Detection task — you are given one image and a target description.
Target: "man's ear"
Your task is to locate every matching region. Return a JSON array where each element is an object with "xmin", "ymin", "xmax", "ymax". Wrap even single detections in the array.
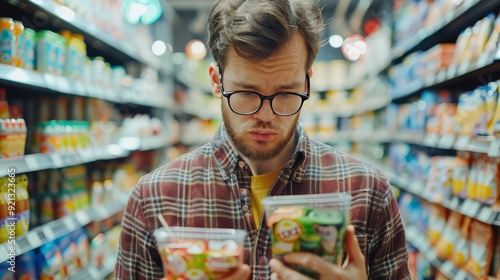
[
  {"xmin": 209, "ymin": 63, "xmax": 222, "ymax": 99},
  {"xmin": 308, "ymin": 67, "xmax": 313, "ymax": 78}
]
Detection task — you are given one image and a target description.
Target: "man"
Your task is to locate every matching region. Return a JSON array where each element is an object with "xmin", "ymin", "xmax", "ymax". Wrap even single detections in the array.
[{"xmin": 115, "ymin": 0, "xmax": 410, "ymax": 279}]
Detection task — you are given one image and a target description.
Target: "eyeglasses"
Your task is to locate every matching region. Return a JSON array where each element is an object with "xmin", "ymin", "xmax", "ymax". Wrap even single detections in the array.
[{"xmin": 218, "ymin": 70, "xmax": 310, "ymax": 116}]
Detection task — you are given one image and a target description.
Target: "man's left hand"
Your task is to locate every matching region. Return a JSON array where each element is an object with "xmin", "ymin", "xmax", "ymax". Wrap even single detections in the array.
[{"xmin": 269, "ymin": 225, "xmax": 367, "ymax": 280}]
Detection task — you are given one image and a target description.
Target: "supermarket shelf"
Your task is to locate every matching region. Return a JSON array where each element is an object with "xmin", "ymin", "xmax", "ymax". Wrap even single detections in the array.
[
  {"xmin": 373, "ymin": 160, "xmax": 500, "ymax": 226},
  {"xmin": 0, "ymin": 64, "xmax": 170, "ymax": 109},
  {"xmin": 322, "ymin": 130, "xmax": 500, "ymax": 156},
  {"xmin": 7, "ymin": 0, "xmax": 160, "ymax": 69},
  {"xmin": 0, "ymin": 195, "xmax": 128, "ymax": 263},
  {"xmin": 70, "ymin": 256, "xmax": 116, "ymax": 280},
  {"xmin": 118, "ymin": 135, "xmax": 173, "ymax": 151},
  {"xmin": 0, "ymin": 136, "xmax": 171, "ymax": 176},
  {"xmin": 0, "ymin": 146, "xmax": 128, "ymax": 177},
  {"xmin": 391, "ymin": 0, "xmax": 500, "ymax": 63},
  {"xmin": 391, "ymin": 48, "xmax": 500, "ymax": 101},
  {"xmin": 405, "ymin": 226, "xmax": 476, "ymax": 280}
]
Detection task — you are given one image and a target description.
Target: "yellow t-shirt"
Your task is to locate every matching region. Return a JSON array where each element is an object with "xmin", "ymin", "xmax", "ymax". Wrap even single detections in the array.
[{"xmin": 250, "ymin": 168, "xmax": 282, "ymax": 228}]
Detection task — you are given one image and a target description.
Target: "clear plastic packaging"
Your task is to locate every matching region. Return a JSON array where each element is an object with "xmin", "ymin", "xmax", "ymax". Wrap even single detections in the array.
[
  {"xmin": 153, "ymin": 226, "xmax": 246, "ymax": 280},
  {"xmin": 262, "ymin": 192, "xmax": 351, "ymax": 277}
]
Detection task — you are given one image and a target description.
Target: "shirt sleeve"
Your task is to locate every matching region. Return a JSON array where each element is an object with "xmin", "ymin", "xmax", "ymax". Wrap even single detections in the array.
[
  {"xmin": 114, "ymin": 183, "xmax": 164, "ymax": 279},
  {"xmin": 368, "ymin": 177, "xmax": 411, "ymax": 280}
]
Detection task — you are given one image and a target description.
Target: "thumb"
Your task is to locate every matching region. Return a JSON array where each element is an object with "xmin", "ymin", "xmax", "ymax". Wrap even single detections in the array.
[{"xmin": 346, "ymin": 225, "xmax": 365, "ymax": 267}]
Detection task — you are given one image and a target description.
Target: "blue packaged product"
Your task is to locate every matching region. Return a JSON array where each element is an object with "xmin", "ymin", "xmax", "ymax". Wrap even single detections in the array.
[{"xmin": 16, "ymin": 250, "xmax": 38, "ymax": 280}]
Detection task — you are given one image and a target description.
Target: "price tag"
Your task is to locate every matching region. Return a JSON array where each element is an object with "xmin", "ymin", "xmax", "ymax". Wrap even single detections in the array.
[
  {"xmin": 24, "ymin": 155, "xmax": 38, "ymax": 171},
  {"xmin": 63, "ymin": 217, "xmax": 77, "ymax": 231},
  {"xmin": 75, "ymin": 209, "xmax": 91, "ymax": 225},
  {"xmin": 440, "ymin": 261, "xmax": 455, "ymax": 276},
  {"xmin": 42, "ymin": 226, "xmax": 54, "ymax": 241},
  {"xmin": 438, "ymin": 135, "xmax": 455, "ymax": 149},
  {"xmin": 424, "ymin": 74, "xmax": 435, "ymax": 86},
  {"xmin": 457, "ymin": 61, "xmax": 470, "ymax": 76},
  {"xmin": 436, "ymin": 70, "xmax": 447, "ymax": 83},
  {"xmin": 463, "ymin": 199, "xmax": 481, "ymax": 217},
  {"xmin": 423, "ymin": 134, "xmax": 439, "ymax": 147},
  {"xmin": 454, "ymin": 135, "xmax": 470, "ymax": 150},
  {"xmin": 447, "ymin": 65, "xmax": 458, "ymax": 80},
  {"xmin": 73, "ymin": 81, "xmax": 87, "ymax": 96},
  {"xmin": 454, "ymin": 269, "xmax": 467, "ymax": 280},
  {"xmin": 43, "ymin": 73, "xmax": 57, "ymax": 91},
  {"xmin": 478, "ymin": 207, "xmax": 492, "ymax": 223},
  {"xmin": 449, "ymin": 196, "xmax": 460, "ymax": 209},
  {"xmin": 54, "ymin": 76, "xmax": 71, "ymax": 93},
  {"xmin": 488, "ymin": 139, "xmax": 500, "ymax": 157},
  {"xmin": 426, "ymin": 248, "xmax": 437, "ymax": 261},
  {"xmin": 50, "ymin": 154, "xmax": 64, "ymax": 168},
  {"xmin": 26, "ymin": 231, "xmax": 42, "ymax": 249}
]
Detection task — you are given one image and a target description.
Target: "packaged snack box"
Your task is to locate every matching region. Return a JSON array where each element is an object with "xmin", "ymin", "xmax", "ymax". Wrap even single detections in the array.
[
  {"xmin": 153, "ymin": 226, "xmax": 246, "ymax": 280},
  {"xmin": 262, "ymin": 193, "xmax": 351, "ymax": 277}
]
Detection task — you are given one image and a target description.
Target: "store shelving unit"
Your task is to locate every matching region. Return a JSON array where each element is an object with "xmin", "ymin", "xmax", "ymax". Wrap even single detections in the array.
[
  {"xmin": 391, "ymin": 0, "xmax": 500, "ymax": 64},
  {"xmin": 391, "ymin": 47, "xmax": 500, "ymax": 101},
  {"xmin": 405, "ymin": 226, "xmax": 477, "ymax": 280},
  {"xmin": 0, "ymin": 0, "xmax": 174, "ymax": 278},
  {"xmin": 0, "ymin": 134, "xmax": 171, "ymax": 177},
  {"xmin": 0, "ymin": 193, "xmax": 129, "ymax": 264},
  {"xmin": 7, "ymin": 0, "xmax": 161, "ymax": 68}
]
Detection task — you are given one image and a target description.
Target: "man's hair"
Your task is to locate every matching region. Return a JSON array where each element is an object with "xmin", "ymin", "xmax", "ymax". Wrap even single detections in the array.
[{"xmin": 207, "ymin": 0, "xmax": 324, "ymax": 70}]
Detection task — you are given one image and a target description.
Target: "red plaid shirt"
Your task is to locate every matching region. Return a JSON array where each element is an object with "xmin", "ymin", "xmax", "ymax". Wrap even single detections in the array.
[{"xmin": 114, "ymin": 124, "xmax": 410, "ymax": 279}]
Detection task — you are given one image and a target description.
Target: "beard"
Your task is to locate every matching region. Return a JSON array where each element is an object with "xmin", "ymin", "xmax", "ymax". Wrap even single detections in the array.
[{"xmin": 222, "ymin": 104, "xmax": 298, "ymax": 161}]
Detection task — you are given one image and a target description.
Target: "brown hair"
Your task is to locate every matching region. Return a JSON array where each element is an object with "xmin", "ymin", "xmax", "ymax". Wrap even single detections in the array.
[{"xmin": 207, "ymin": 0, "xmax": 324, "ymax": 70}]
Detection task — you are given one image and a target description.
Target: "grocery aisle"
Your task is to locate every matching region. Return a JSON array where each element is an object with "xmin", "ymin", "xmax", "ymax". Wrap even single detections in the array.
[
  {"xmin": 0, "ymin": 0, "xmax": 499, "ymax": 279},
  {"xmin": 0, "ymin": 0, "xmax": 176, "ymax": 279}
]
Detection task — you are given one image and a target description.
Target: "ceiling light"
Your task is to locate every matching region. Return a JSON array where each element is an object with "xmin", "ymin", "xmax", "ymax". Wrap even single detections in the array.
[{"xmin": 329, "ymin": 35, "xmax": 344, "ymax": 48}]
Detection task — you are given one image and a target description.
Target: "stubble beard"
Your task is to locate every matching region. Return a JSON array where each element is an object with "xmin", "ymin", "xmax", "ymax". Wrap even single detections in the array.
[{"xmin": 222, "ymin": 105, "xmax": 298, "ymax": 161}]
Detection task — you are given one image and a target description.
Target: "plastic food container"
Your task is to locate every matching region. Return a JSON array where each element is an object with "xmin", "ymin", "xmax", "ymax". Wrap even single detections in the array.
[
  {"xmin": 153, "ymin": 226, "xmax": 247, "ymax": 280},
  {"xmin": 262, "ymin": 193, "xmax": 351, "ymax": 277}
]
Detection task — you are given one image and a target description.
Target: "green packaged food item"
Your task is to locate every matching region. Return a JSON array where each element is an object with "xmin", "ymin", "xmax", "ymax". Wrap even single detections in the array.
[{"xmin": 262, "ymin": 193, "xmax": 351, "ymax": 278}]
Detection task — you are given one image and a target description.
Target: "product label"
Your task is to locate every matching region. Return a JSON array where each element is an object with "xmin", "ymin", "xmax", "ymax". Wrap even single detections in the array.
[{"xmin": 0, "ymin": 29, "xmax": 14, "ymax": 64}]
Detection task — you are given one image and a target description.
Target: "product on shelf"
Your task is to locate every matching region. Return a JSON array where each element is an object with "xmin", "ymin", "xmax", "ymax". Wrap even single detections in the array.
[
  {"xmin": 0, "ymin": 118, "xmax": 27, "ymax": 158},
  {"xmin": 427, "ymin": 204, "xmax": 447, "ymax": 246},
  {"xmin": 435, "ymin": 211, "xmax": 463, "ymax": 259},
  {"xmin": 37, "ymin": 241, "xmax": 66, "ymax": 279},
  {"xmin": 16, "ymin": 250, "xmax": 38, "ymax": 279},
  {"xmin": 12, "ymin": 20, "xmax": 23, "ymax": 68},
  {"xmin": 464, "ymin": 220, "xmax": 494, "ymax": 279},
  {"xmin": 0, "ymin": 89, "xmax": 8, "ymax": 119},
  {"xmin": 0, "ymin": 17, "xmax": 15, "ymax": 65},
  {"xmin": 451, "ymin": 216, "xmax": 471, "ymax": 267},
  {"xmin": 21, "ymin": 27, "xmax": 35, "ymax": 70}
]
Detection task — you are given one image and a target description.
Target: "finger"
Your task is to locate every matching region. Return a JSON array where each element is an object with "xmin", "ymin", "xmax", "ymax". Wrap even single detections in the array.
[
  {"xmin": 270, "ymin": 258, "xmax": 312, "ymax": 280},
  {"xmin": 283, "ymin": 252, "xmax": 342, "ymax": 276},
  {"xmin": 346, "ymin": 225, "xmax": 365, "ymax": 267},
  {"xmin": 270, "ymin": 272, "xmax": 278, "ymax": 280},
  {"xmin": 224, "ymin": 264, "xmax": 251, "ymax": 280}
]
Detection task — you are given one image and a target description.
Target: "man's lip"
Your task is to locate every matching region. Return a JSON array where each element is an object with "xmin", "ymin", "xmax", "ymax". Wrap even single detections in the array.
[{"xmin": 249, "ymin": 130, "xmax": 276, "ymax": 135}]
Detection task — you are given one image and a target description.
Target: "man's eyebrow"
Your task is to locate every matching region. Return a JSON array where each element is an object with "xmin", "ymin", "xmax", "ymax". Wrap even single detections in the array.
[{"xmin": 232, "ymin": 80, "xmax": 303, "ymax": 90}]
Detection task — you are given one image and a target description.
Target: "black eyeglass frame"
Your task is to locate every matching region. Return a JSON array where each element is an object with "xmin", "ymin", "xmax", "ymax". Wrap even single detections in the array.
[{"xmin": 218, "ymin": 68, "xmax": 310, "ymax": 116}]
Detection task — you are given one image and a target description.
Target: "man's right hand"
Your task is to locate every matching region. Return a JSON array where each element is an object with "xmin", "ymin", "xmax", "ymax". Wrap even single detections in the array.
[{"xmin": 223, "ymin": 264, "xmax": 251, "ymax": 280}]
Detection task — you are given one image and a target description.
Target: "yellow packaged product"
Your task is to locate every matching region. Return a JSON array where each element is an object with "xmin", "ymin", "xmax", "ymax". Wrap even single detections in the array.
[
  {"xmin": 12, "ymin": 20, "xmax": 23, "ymax": 67},
  {"xmin": 464, "ymin": 220, "xmax": 493, "ymax": 279},
  {"xmin": 0, "ymin": 18, "xmax": 14, "ymax": 65},
  {"xmin": 484, "ymin": 13, "xmax": 500, "ymax": 53},
  {"xmin": 452, "ymin": 151, "xmax": 470, "ymax": 199},
  {"xmin": 427, "ymin": 204, "xmax": 447, "ymax": 246},
  {"xmin": 0, "ymin": 178, "xmax": 9, "ymax": 243},
  {"xmin": 477, "ymin": 157, "xmax": 499, "ymax": 206},
  {"xmin": 15, "ymin": 174, "xmax": 29, "ymax": 236},
  {"xmin": 451, "ymin": 27, "xmax": 472, "ymax": 65},
  {"xmin": 436, "ymin": 211, "xmax": 463, "ymax": 260},
  {"xmin": 466, "ymin": 154, "xmax": 482, "ymax": 201},
  {"xmin": 451, "ymin": 216, "xmax": 471, "ymax": 267}
]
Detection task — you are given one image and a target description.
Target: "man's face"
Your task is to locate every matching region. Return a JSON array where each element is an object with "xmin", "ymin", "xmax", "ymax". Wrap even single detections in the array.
[{"xmin": 216, "ymin": 33, "xmax": 310, "ymax": 161}]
